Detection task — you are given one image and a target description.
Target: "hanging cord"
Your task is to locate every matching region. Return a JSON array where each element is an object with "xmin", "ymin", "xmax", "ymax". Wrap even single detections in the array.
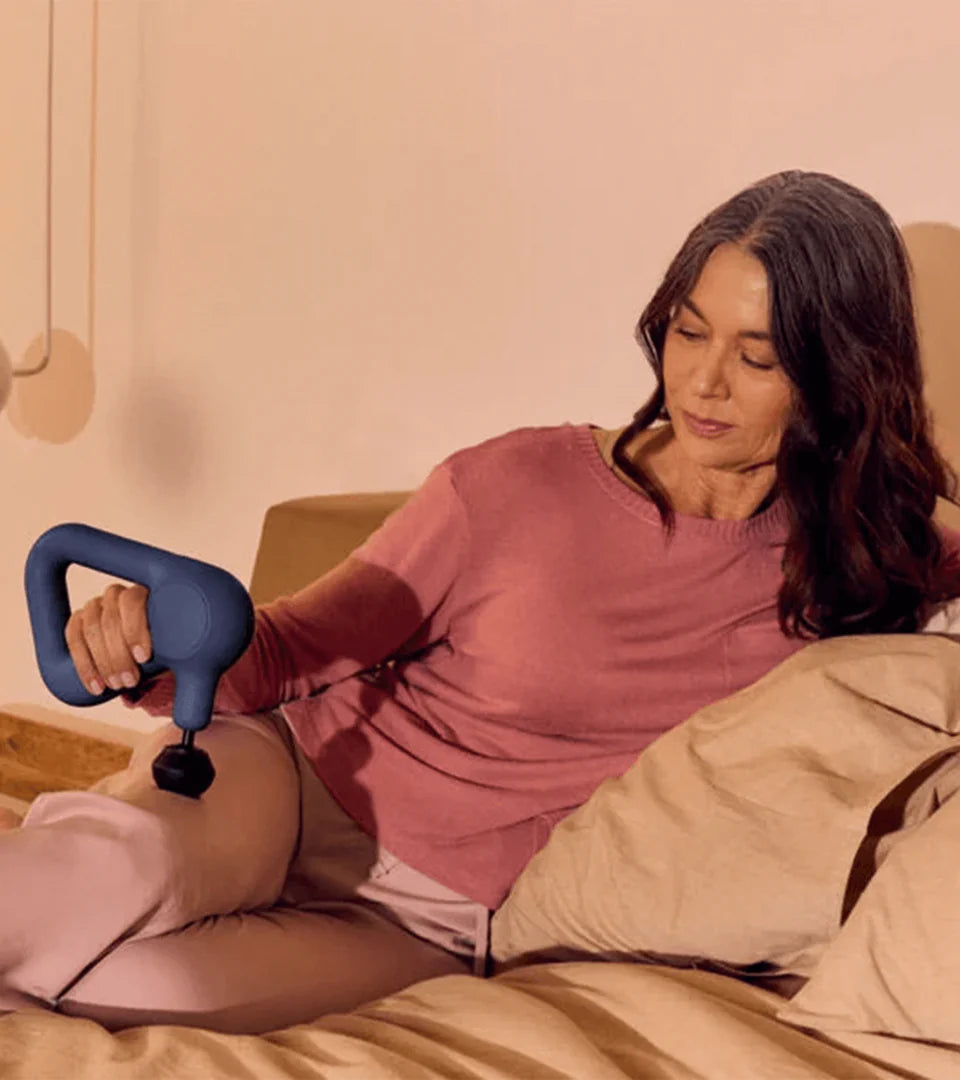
[{"xmin": 14, "ymin": 0, "xmax": 54, "ymax": 378}]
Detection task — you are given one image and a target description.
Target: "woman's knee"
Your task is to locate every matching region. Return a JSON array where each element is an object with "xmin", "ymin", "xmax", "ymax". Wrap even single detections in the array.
[{"xmin": 4, "ymin": 793, "xmax": 182, "ymax": 999}]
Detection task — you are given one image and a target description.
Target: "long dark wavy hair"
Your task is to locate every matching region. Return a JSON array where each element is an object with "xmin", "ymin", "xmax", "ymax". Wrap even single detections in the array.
[{"xmin": 616, "ymin": 169, "xmax": 960, "ymax": 639}]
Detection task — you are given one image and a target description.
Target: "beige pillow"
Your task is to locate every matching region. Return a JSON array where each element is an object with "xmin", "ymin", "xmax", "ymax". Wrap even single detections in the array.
[
  {"xmin": 491, "ymin": 633, "xmax": 960, "ymax": 983},
  {"xmin": 777, "ymin": 758, "xmax": 960, "ymax": 1043}
]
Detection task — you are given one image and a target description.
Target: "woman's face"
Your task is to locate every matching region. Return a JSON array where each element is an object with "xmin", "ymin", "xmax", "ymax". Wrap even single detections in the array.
[{"xmin": 661, "ymin": 243, "xmax": 793, "ymax": 477}]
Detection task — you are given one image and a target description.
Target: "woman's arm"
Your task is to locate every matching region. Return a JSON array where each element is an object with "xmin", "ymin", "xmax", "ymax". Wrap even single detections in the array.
[{"xmin": 125, "ymin": 463, "xmax": 469, "ymax": 717}]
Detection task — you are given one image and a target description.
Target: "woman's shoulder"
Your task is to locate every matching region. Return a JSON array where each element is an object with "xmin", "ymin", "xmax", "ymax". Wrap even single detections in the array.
[{"xmin": 441, "ymin": 422, "xmax": 591, "ymax": 478}]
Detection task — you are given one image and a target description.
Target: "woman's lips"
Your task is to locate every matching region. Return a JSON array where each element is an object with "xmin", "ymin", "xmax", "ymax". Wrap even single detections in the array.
[{"xmin": 682, "ymin": 411, "xmax": 734, "ymax": 438}]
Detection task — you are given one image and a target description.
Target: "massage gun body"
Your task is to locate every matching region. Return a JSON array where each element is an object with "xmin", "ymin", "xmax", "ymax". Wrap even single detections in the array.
[{"xmin": 25, "ymin": 523, "xmax": 255, "ymax": 796}]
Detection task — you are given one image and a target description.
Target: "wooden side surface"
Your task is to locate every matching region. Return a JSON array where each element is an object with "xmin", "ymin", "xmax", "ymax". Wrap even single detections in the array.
[{"xmin": 0, "ymin": 712, "xmax": 132, "ymax": 803}]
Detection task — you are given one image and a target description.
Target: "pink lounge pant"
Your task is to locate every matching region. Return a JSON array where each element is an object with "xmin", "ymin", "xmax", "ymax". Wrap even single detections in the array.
[{"xmin": 0, "ymin": 711, "xmax": 488, "ymax": 1034}]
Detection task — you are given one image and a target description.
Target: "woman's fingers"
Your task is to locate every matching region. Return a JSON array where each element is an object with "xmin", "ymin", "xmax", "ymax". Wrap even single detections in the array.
[
  {"xmin": 117, "ymin": 583, "xmax": 152, "ymax": 667},
  {"xmin": 64, "ymin": 584, "xmax": 152, "ymax": 695},
  {"xmin": 64, "ymin": 605, "xmax": 104, "ymax": 695},
  {"xmin": 98, "ymin": 585, "xmax": 140, "ymax": 689}
]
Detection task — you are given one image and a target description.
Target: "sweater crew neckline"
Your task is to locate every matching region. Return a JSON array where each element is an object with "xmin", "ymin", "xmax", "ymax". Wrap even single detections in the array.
[{"xmin": 573, "ymin": 423, "xmax": 788, "ymax": 544}]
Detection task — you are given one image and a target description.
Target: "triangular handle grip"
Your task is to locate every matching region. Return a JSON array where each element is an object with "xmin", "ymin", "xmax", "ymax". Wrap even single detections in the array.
[{"xmin": 25, "ymin": 523, "xmax": 254, "ymax": 733}]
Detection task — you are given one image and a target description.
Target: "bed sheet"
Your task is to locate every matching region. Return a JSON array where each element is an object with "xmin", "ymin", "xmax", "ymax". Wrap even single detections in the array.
[{"xmin": 1, "ymin": 961, "xmax": 955, "ymax": 1080}]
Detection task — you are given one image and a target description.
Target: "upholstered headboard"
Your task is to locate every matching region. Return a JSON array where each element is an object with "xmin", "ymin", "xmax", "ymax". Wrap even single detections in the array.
[{"xmin": 248, "ymin": 491, "xmax": 410, "ymax": 605}]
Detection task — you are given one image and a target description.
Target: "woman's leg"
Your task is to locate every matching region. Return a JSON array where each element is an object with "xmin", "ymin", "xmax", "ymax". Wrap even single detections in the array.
[
  {"xmin": 57, "ymin": 902, "xmax": 468, "ymax": 1035},
  {"xmin": 0, "ymin": 712, "xmax": 299, "ymax": 1007},
  {"xmin": 52, "ymin": 714, "xmax": 477, "ymax": 1034}
]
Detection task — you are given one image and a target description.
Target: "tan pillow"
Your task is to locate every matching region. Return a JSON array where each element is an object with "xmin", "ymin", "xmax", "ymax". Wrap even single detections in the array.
[
  {"xmin": 491, "ymin": 633, "xmax": 960, "ymax": 982},
  {"xmin": 777, "ymin": 757, "xmax": 960, "ymax": 1043}
]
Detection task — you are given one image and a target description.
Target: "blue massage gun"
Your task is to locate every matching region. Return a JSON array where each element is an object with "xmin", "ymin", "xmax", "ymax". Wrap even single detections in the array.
[{"xmin": 24, "ymin": 523, "xmax": 255, "ymax": 798}]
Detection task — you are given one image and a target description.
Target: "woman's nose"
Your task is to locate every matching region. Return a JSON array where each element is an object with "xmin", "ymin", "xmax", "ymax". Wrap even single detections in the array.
[{"xmin": 691, "ymin": 349, "xmax": 727, "ymax": 397}]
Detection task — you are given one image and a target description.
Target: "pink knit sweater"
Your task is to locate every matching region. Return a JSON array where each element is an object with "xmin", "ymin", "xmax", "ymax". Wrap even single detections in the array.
[{"xmin": 129, "ymin": 423, "xmax": 826, "ymax": 907}]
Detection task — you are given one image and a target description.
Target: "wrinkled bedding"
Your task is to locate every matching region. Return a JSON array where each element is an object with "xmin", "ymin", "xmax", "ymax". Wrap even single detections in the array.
[{"xmin": 2, "ymin": 961, "xmax": 955, "ymax": 1080}]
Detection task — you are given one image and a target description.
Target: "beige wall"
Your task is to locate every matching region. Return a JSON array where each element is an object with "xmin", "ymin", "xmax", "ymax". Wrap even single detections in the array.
[{"xmin": 1, "ymin": 0, "xmax": 959, "ymax": 737}]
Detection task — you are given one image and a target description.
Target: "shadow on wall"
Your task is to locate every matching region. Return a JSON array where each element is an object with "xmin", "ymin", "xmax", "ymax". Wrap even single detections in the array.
[
  {"xmin": 902, "ymin": 223, "xmax": 960, "ymax": 533},
  {"xmin": 117, "ymin": 366, "xmax": 206, "ymax": 498}
]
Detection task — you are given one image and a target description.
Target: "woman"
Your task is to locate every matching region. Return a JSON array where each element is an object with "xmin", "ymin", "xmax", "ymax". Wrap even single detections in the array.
[{"xmin": 2, "ymin": 169, "xmax": 957, "ymax": 1034}]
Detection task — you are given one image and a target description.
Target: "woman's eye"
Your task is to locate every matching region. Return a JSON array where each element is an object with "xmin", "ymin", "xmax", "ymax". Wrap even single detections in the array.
[
  {"xmin": 674, "ymin": 325, "xmax": 775, "ymax": 370},
  {"xmin": 742, "ymin": 354, "xmax": 775, "ymax": 371}
]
